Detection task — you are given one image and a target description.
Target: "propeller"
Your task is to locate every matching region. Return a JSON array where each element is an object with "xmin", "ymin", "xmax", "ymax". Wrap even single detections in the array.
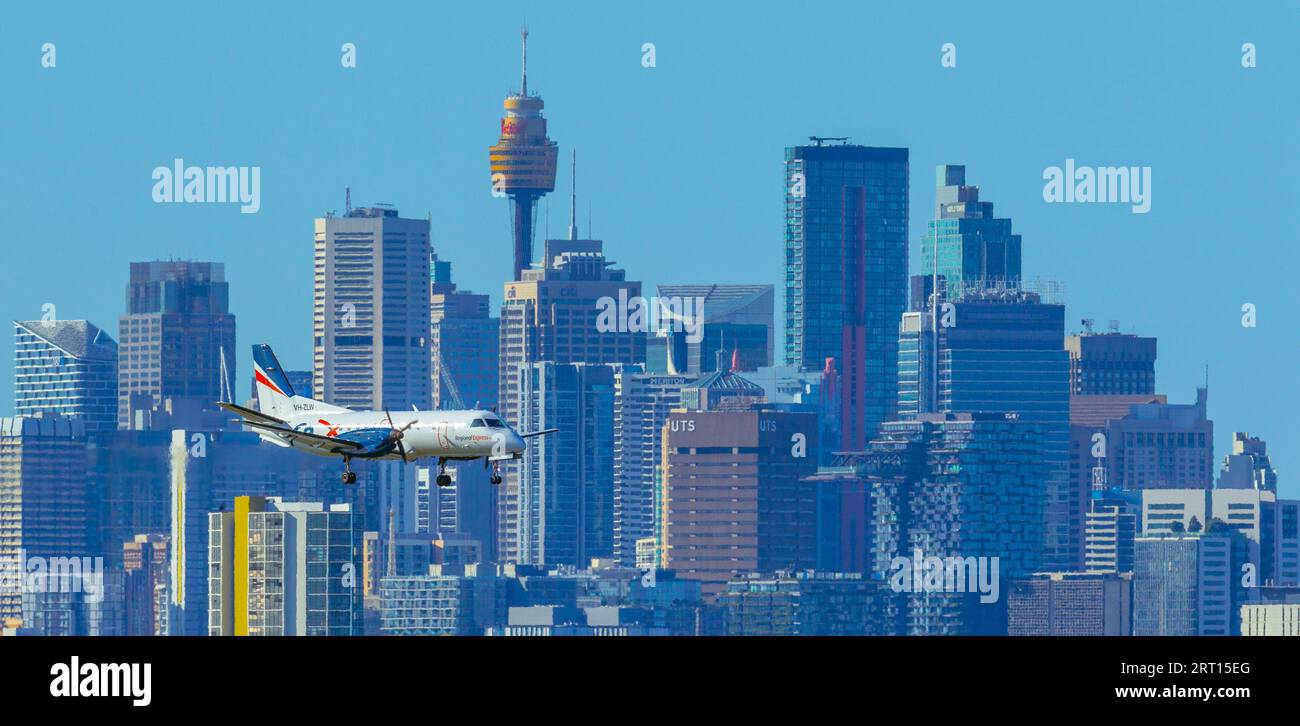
[{"xmin": 385, "ymin": 409, "xmax": 417, "ymax": 460}]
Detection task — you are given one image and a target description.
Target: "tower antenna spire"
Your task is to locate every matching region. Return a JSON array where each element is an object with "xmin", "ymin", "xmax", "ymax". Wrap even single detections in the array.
[
  {"xmin": 568, "ymin": 148, "xmax": 578, "ymax": 240},
  {"xmin": 520, "ymin": 25, "xmax": 529, "ymax": 97}
]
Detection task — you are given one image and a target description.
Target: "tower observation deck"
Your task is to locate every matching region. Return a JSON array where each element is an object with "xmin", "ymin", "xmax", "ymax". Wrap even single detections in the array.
[{"xmin": 489, "ymin": 27, "xmax": 559, "ymax": 280}]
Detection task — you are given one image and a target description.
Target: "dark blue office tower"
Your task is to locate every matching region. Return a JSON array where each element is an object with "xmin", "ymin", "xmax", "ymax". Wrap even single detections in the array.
[{"xmin": 784, "ymin": 140, "xmax": 908, "ymax": 449}]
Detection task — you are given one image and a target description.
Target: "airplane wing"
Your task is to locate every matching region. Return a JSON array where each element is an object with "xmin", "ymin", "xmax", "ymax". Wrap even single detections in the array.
[
  {"xmin": 520, "ymin": 428, "xmax": 560, "ymax": 438},
  {"xmin": 217, "ymin": 401, "xmax": 287, "ymax": 427},
  {"xmin": 243, "ymin": 420, "xmax": 367, "ymax": 454}
]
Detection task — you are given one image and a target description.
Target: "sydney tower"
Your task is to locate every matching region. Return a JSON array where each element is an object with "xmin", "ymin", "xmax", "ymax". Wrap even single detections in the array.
[{"xmin": 489, "ymin": 28, "xmax": 559, "ymax": 280}]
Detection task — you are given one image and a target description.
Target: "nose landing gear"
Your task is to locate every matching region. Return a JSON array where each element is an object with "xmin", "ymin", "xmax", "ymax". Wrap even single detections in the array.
[
  {"xmin": 490, "ymin": 461, "xmax": 502, "ymax": 486},
  {"xmin": 436, "ymin": 457, "xmax": 452, "ymax": 487},
  {"xmin": 341, "ymin": 457, "xmax": 357, "ymax": 485}
]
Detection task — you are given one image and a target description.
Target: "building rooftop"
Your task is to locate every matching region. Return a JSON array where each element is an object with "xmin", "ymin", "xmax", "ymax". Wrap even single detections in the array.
[{"xmin": 14, "ymin": 319, "xmax": 118, "ymax": 361}]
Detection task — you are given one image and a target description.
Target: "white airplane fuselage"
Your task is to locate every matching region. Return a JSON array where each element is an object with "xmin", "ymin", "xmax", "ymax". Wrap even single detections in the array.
[{"xmin": 276, "ymin": 408, "xmax": 526, "ymax": 461}]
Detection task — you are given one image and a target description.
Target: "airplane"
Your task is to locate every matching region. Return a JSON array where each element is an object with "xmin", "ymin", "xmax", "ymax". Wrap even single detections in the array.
[{"xmin": 217, "ymin": 344, "xmax": 555, "ymax": 486}]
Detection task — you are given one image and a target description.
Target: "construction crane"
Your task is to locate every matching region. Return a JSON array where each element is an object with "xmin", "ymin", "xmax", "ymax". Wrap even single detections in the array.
[{"xmin": 433, "ymin": 347, "xmax": 466, "ymax": 410}]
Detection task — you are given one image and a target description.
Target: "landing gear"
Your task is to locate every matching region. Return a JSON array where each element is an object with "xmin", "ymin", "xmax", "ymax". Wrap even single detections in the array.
[
  {"xmin": 342, "ymin": 457, "xmax": 357, "ymax": 485},
  {"xmin": 436, "ymin": 457, "xmax": 451, "ymax": 487},
  {"xmin": 490, "ymin": 462, "xmax": 502, "ymax": 486}
]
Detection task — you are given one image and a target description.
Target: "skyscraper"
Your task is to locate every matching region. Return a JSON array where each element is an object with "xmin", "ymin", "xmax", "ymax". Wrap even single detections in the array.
[
  {"xmin": 123, "ymin": 533, "xmax": 169, "ymax": 636},
  {"xmin": 866, "ymin": 413, "xmax": 1050, "ymax": 635},
  {"xmin": 1106, "ymin": 388, "xmax": 1214, "ymax": 489},
  {"xmin": 719, "ymin": 571, "xmax": 888, "ymax": 636},
  {"xmin": 496, "ymin": 237, "xmax": 644, "ymax": 563},
  {"xmin": 208, "ymin": 496, "xmax": 362, "ymax": 636},
  {"xmin": 1065, "ymin": 327, "xmax": 1157, "ymax": 396},
  {"xmin": 314, "ymin": 206, "xmax": 432, "ymax": 411},
  {"xmin": 784, "ymin": 141, "xmax": 908, "ymax": 448},
  {"xmin": 919, "ymin": 164, "xmax": 1022, "ymax": 301},
  {"xmin": 898, "ymin": 288, "xmax": 1071, "ymax": 569},
  {"xmin": 514, "ymin": 362, "xmax": 617, "ymax": 567},
  {"xmin": 1218, "ymin": 432, "xmax": 1278, "ymax": 491},
  {"xmin": 613, "ymin": 370, "xmax": 693, "ymax": 567},
  {"xmin": 1133, "ymin": 533, "xmax": 1239, "ymax": 636},
  {"xmin": 489, "ymin": 28, "xmax": 559, "ymax": 281},
  {"xmin": 0, "ymin": 416, "xmax": 90, "ymax": 623},
  {"xmin": 1007, "ymin": 572, "xmax": 1132, "ymax": 636},
  {"xmin": 1084, "ymin": 494, "xmax": 1139, "ymax": 574},
  {"xmin": 1069, "ymin": 393, "xmax": 1165, "ymax": 569},
  {"xmin": 89, "ymin": 429, "xmax": 172, "ymax": 567},
  {"xmin": 655, "ymin": 284, "xmax": 774, "ymax": 374},
  {"xmin": 117, "ymin": 261, "xmax": 235, "ymax": 430},
  {"xmin": 168, "ymin": 429, "xmax": 324, "ymax": 635},
  {"xmin": 1139, "ymin": 487, "xmax": 1298, "ymax": 586},
  {"xmin": 661, "ymin": 407, "xmax": 819, "ymax": 600},
  {"xmin": 13, "ymin": 319, "xmax": 118, "ymax": 433},
  {"xmin": 430, "ymin": 256, "xmax": 499, "ymax": 411}
]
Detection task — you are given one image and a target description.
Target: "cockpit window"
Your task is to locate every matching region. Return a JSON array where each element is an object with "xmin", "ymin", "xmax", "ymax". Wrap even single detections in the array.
[
  {"xmin": 485, "ymin": 418, "xmax": 506, "ymax": 428},
  {"xmin": 470, "ymin": 419, "xmax": 487, "ymax": 428}
]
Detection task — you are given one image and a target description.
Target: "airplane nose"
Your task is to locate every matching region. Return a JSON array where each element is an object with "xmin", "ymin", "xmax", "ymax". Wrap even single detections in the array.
[{"xmin": 510, "ymin": 431, "xmax": 525, "ymax": 452}]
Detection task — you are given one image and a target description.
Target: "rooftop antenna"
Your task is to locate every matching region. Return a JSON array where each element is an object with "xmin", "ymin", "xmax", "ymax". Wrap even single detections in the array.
[
  {"xmin": 568, "ymin": 148, "xmax": 578, "ymax": 241},
  {"xmin": 520, "ymin": 25, "xmax": 529, "ymax": 97},
  {"xmin": 345, "ymin": 186, "xmax": 352, "ymax": 214}
]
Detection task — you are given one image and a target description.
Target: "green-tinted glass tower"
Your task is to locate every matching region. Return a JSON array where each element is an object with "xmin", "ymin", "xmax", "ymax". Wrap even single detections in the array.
[{"xmin": 920, "ymin": 165, "xmax": 1021, "ymax": 301}]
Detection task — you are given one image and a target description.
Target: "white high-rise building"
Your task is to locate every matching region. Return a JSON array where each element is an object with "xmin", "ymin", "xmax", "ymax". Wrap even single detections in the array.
[{"xmin": 314, "ymin": 206, "xmax": 431, "ymax": 411}]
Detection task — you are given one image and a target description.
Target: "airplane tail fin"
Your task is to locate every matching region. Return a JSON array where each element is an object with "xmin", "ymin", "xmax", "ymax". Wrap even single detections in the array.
[{"xmin": 252, "ymin": 344, "xmax": 348, "ymax": 419}]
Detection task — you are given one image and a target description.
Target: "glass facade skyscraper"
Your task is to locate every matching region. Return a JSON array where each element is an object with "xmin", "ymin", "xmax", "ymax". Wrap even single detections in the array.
[
  {"xmin": 497, "ymin": 238, "xmax": 643, "ymax": 564},
  {"xmin": 866, "ymin": 413, "xmax": 1050, "ymax": 635},
  {"xmin": 514, "ymin": 362, "xmax": 618, "ymax": 567},
  {"xmin": 898, "ymin": 289, "xmax": 1071, "ymax": 569},
  {"xmin": 784, "ymin": 142, "xmax": 908, "ymax": 449},
  {"xmin": 655, "ymin": 284, "xmax": 774, "ymax": 374},
  {"xmin": 1133, "ymin": 534, "xmax": 1235, "ymax": 636},
  {"xmin": 13, "ymin": 320, "xmax": 118, "ymax": 433},
  {"xmin": 919, "ymin": 165, "xmax": 1022, "ymax": 301},
  {"xmin": 118, "ymin": 261, "xmax": 235, "ymax": 430}
]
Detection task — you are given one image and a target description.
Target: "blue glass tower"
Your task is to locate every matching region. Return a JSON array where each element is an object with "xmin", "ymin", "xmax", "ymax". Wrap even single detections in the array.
[
  {"xmin": 784, "ymin": 141, "xmax": 908, "ymax": 448},
  {"xmin": 898, "ymin": 289, "xmax": 1071, "ymax": 569},
  {"xmin": 865, "ymin": 412, "xmax": 1050, "ymax": 635}
]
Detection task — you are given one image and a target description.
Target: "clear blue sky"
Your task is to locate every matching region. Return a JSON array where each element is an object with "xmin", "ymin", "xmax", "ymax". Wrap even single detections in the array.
[{"xmin": 1, "ymin": 1, "xmax": 1296, "ymax": 493}]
